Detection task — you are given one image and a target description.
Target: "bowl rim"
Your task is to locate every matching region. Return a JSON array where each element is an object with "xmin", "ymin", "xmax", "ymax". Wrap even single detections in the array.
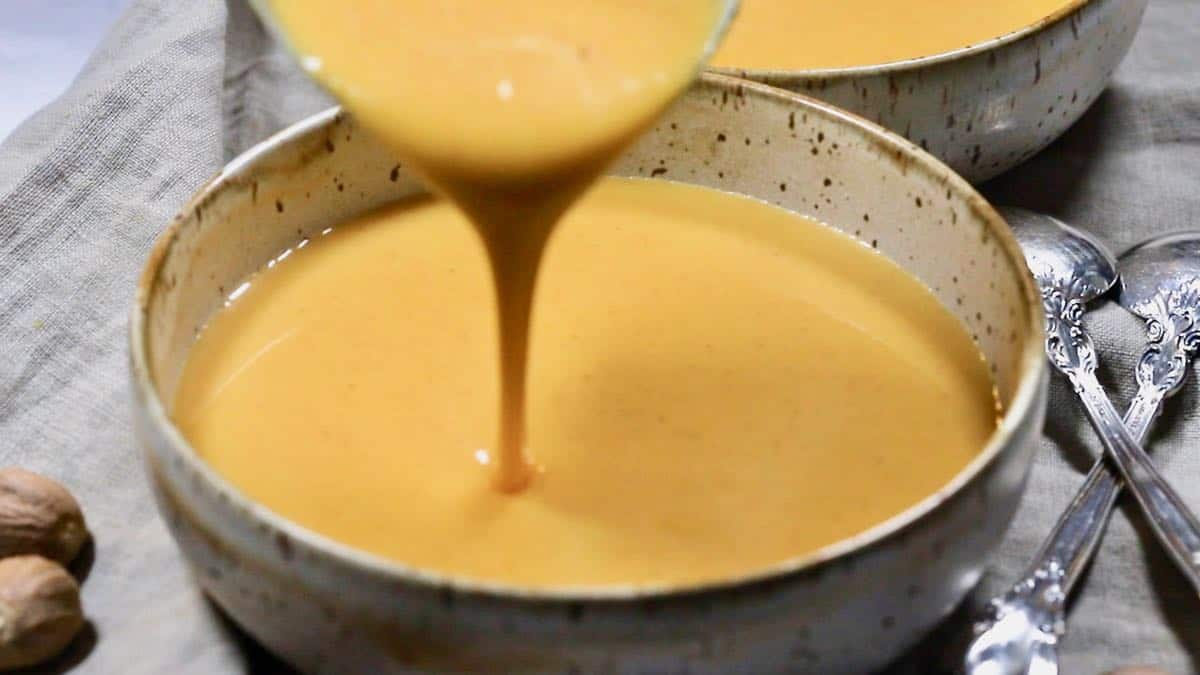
[
  {"xmin": 130, "ymin": 73, "xmax": 1047, "ymax": 603},
  {"xmin": 708, "ymin": 0, "xmax": 1091, "ymax": 80}
]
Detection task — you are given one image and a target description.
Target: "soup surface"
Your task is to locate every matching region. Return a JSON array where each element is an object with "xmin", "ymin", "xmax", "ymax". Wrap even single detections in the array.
[
  {"xmin": 174, "ymin": 178, "xmax": 998, "ymax": 588},
  {"xmin": 713, "ymin": 0, "xmax": 1080, "ymax": 70},
  {"xmin": 268, "ymin": 0, "xmax": 726, "ymax": 490}
]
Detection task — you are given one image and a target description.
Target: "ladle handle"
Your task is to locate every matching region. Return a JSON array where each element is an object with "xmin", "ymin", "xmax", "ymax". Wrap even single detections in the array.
[{"xmin": 1073, "ymin": 370, "xmax": 1200, "ymax": 593}]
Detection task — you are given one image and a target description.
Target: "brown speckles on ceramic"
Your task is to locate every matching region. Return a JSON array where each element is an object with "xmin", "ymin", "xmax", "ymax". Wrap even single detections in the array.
[
  {"xmin": 129, "ymin": 75, "xmax": 1048, "ymax": 673},
  {"xmin": 714, "ymin": 0, "xmax": 1146, "ymax": 183}
]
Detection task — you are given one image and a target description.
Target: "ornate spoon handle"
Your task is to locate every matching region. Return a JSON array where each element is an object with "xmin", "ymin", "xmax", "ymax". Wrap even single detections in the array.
[
  {"xmin": 1070, "ymin": 371, "xmax": 1200, "ymax": 590},
  {"xmin": 1024, "ymin": 388, "xmax": 1157, "ymax": 600},
  {"xmin": 1043, "ymin": 276, "xmax": 1200, "ymax": 592},
  {"xmin": 964, "ymin": 391, "xmax": 1161, "ymax": 675},
  {"xmin": 966, "ymin": 280, "xmax": 1200, "ymax": 675}
]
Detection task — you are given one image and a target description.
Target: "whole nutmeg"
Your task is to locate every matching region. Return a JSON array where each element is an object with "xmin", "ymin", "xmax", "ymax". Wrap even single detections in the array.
[
  {"xmin": 0, "ymin": 468, "xmax": 89, "ymax": 564},
  {"xmin": 0, "ymin": 556, "xmax": 83, "ymax": 670}
]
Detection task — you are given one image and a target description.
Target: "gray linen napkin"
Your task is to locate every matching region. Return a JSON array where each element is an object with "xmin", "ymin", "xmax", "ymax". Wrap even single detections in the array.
[{"xmin": 1, "ymin": 1, "xmax": 1198, "ymax": 672}]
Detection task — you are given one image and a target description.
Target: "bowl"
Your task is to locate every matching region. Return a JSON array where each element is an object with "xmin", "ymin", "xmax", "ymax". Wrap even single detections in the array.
[
  {"xmin": 714, "ymin": 0, "xmax": 1147, "ymax": 183},
  {"xmin": 130, "ymin": 74, "xmax": 1048, "ymax": 673}
]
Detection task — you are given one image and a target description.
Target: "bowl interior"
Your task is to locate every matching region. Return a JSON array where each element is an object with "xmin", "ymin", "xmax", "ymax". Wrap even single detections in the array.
[{"xmin": 137, "ymin": 74, "xmax": 1043, "ymax": 593}]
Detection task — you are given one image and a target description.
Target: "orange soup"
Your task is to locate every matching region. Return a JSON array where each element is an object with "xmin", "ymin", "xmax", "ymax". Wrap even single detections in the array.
[{"xmin": 174, "ymin": 178, "xmax": 998, "ymax": 587}]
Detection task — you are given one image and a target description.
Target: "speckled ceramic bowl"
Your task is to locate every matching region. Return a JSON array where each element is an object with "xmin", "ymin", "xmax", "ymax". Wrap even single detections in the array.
[
  {"xmin": 130, "ymin": 74, "xmax": 1048, "ymax": 673},
  {"xmin": 714, "ymin": 0, "xmax": 1146, "ymax": 182}
]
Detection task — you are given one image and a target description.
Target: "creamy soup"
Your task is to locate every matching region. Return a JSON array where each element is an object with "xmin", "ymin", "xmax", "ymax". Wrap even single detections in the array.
[
  {"xmin": 713, "ymin": 0, "xmax": 1080, "ymax": 70},
  {"xmin": 267, "ymin": 0, "xmax": 726, "ymax": 490},
  {"xmin": 174, "ymin": 178, "xmax": 998, "ymax": 588}
]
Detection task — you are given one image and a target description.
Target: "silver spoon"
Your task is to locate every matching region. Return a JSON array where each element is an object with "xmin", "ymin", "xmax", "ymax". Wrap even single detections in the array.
[{"xmin": 964, "ymin": 214, "xmax": 1200, "ymax": 675}]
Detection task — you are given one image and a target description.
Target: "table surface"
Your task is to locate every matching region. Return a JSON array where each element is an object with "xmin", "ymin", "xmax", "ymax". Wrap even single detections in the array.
[{"xmin": 0, "ymin": 0, "xmax": 128, "ymax": 141}]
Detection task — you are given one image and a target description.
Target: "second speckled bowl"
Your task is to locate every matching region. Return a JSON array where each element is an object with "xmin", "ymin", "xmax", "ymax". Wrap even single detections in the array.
[
  {"xmin": 715, "ymin": 0, "xmax": 1147, "ymax": 182},
  {"xmin": 130, "ymin": 74, "xmax": 1048, "ymax": 673}
]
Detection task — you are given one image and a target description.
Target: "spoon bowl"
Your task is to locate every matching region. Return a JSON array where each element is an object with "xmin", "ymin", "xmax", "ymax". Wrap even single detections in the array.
[
  {"xmin": 998, "ymin": 206, "xmax": 1118, "ymax": 303},
  {"xmin": 1119, "ymin": 232, "xmax": 1200, "ymax": 325}
]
